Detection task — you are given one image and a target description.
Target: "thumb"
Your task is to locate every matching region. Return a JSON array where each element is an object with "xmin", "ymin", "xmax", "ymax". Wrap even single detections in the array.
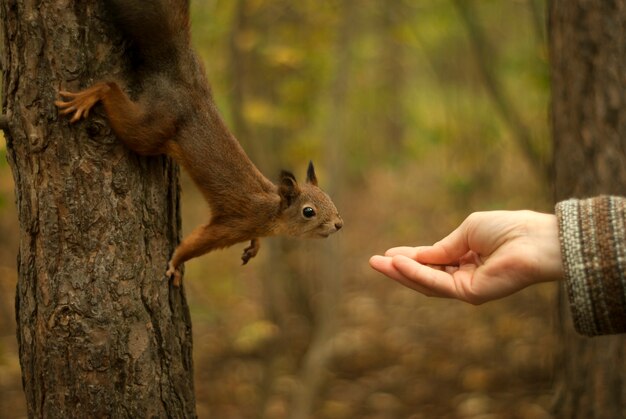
[{"xmin": 415, "ymin": 224, "xmax": 471, "ymax": 265}]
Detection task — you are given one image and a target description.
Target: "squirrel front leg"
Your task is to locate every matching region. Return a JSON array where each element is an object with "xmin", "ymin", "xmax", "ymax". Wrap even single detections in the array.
[
  {"xmin": 167, "ymin": 222, "xmax": 255, "ymax": 286},
  {"xmin": 56, "ymin": 82, "xmax": 176, "ymax": 156},
  {"xmin": 242, "ymin": 238, "xmax": 260, "ymax": 265}
]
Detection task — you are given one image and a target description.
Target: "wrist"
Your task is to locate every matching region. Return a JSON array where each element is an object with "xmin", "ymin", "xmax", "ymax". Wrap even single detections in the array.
[{"xmin": 527, "ymin": 212, "xmax": 564, "ymax": 283}]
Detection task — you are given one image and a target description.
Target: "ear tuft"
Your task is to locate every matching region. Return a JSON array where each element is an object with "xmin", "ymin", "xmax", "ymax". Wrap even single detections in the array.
[
  {"xmin": 279, "ymin": 170, "xmax": 300, "ymax": 207},
  {"xmin": 306, "ymin": 161, "xmax": 318, "ymax": 186}
]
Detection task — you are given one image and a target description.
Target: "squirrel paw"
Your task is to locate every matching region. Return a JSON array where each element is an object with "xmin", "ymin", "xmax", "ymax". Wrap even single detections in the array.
[
  {"xmin": 241, "ymin": 239, "xmax": 260, "ymax": 265},
  {"xmin": 166, "ymin": 261, "xmax": 182, "ymax": 287},
  {"xmin": 55, "ymin": 84, "xmax": 108, "ymax": 123}
]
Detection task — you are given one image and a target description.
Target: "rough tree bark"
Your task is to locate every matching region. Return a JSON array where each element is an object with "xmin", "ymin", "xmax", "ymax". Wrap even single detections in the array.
[
  {"xmin": 1, "ymin": 1, "xmax": 196, "ymax": 417},
  {"xmin": 550, "ymin": 0, "xmax": 625, "ymax": 417}
]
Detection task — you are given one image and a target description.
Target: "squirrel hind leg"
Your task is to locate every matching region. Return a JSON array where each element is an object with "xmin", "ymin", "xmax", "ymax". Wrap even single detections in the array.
[{"xmin": 58, "ymin": 81, "xmax": 178, "ymax": 157}]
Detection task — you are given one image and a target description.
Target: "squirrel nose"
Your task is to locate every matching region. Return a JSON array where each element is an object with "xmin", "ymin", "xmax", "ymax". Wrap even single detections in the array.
[{"xmin": 335, "ymin": 221, "xmax": 343, "ymax": 231}]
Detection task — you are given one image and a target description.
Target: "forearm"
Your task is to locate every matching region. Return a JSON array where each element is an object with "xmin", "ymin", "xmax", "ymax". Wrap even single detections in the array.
[{"xmin": 556, "ymin": 195, "xmax": 626, "ymax": 336}]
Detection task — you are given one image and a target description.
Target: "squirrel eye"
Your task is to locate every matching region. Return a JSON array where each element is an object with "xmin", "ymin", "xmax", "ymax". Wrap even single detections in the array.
[{"xmin": 302, "ymin": 207, "xmax": 316, "ymax": 218}]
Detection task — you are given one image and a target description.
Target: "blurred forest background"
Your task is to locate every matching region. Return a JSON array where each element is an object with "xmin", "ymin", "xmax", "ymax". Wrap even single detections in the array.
[{"xmin": 0, "ymin": 0, "xmax": 557, "ymax": 417}]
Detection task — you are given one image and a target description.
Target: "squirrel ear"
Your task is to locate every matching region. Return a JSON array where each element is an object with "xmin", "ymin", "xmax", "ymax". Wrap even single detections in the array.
[
  {"xmin": 279, "ymin": 170, "xmax": 300, "ymax": 207},
  {"xmin": 306, "ymin": 161, "xmax": 318, "ymax": 186}
]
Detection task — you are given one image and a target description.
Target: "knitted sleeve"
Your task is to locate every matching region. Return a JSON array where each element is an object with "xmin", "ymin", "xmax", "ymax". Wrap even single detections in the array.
[{"xmin": 555, "ymin": 196, "xmax": 626, "ymax": 336}]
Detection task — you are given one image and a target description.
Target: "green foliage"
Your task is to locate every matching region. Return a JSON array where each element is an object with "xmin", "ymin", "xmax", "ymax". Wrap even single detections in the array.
[{"xmin": 188, "ymin": 0, "xmax": 549, "ymax": 184}]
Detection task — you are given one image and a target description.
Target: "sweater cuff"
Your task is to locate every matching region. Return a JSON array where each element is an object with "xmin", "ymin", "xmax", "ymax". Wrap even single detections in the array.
[{"xmin": 556, "ymin": 196, "xmax": 626, "ymax": 336}]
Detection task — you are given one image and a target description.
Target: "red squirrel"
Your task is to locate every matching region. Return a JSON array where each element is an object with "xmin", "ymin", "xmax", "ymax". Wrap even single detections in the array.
[{"xmin": 55, "ymin": 0, "xmax": 343, "ymax": 286}]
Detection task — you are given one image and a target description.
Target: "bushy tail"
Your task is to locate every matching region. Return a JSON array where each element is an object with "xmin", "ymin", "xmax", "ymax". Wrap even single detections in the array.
[{"xmin": 106, "ymin": 0, "xmax": 191, "ymax": 71}]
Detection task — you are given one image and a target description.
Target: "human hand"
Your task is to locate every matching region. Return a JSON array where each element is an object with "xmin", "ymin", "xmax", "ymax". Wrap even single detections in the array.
[{"xmin": 369, "ymin": 211, "xmax": 563, "ymax": 304}]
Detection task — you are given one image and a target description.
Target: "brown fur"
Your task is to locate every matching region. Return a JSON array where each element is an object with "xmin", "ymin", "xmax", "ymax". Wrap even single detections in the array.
[{"xmin": 55, "ymin": 2, "xmax": 342, "ymax": 286}]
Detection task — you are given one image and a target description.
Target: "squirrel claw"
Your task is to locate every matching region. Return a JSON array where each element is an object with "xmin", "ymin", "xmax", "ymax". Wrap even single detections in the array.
[
  {"xmin": 55, "ymin": 85, "xmax": 105, "ymax": 123},
  {"xmin": 166, "ymin": 261, "xmax": 182, "ymax": 287},
  {"xmin": 241, "ymin": 239, "xmax": 260, "ymax": 265},
  {"xmin": 241, "ymin": 249, "xmax": 254, "ymax": 265}
]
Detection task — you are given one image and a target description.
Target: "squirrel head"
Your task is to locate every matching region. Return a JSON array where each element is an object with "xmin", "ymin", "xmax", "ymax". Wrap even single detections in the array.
[{"xmin": 276, "ymin": 161, "xmax": 343, "ymax": 238}]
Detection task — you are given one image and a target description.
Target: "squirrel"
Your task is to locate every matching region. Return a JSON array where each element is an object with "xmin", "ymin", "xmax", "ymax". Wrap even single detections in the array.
[{"xmin": 55, "ymin": 0, "xmax": 343, "ymax": 286}]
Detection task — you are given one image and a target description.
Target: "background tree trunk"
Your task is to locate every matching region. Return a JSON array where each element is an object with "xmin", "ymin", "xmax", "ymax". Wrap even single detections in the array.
[
  {"xmin": 288, "ymin": 1, "xmax": 352, "ymax": 417},
  {"xmin": 1, "ymin": 1, "xmax": 196, "ymax": 417},
  {"xmin": 550, "ymin": 0, "xmax": 626, "ymax": 417},
  {"xmin": 453, "ymin": 0, "xmax": 548, "ymax": 179}
]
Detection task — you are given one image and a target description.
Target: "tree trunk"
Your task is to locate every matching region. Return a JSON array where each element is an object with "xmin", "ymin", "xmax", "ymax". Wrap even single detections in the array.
[
  {"xmin": 1, "ymin": 1, "xmax": 196, "ymax": 417},
  {"xmin": 453, "ymin": 0, "xmax": 548, "ymax": 179},
  {"xmin": 550, "ymin": 0, "xmax": 626, "ymax": 417}
]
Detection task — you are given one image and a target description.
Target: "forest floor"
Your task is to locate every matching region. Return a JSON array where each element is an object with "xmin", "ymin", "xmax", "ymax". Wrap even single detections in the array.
[{"xmin": 187, "ymin": 259, "xmax": 558, "ymax": 419}]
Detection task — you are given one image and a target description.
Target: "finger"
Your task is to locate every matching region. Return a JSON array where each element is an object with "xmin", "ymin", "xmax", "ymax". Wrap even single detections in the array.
[
  {"xmin": 459, "ymin": 250, "xmax": 482, "ymax": 266},
  {"xmin": 384, "ymin": 221, "xmax": 474, "ymax": 266},
  {"xmin": 391, "ymin": 255, "xmax": 460, "ymax": 299},
  {"xmin": 390, "ymin": 274, "xmax": 435, "ymax": 296},
  {"xmin": 369, "ymin": 255, "xmax": 395, "ymax": 274},
  {"xmin": 384, "ymin": 248, "xmax": 460, "ymax": 273},
  {"xmin": 421, "ymin": 224, "xmax": 473, "ymax": 265},
  {"xmin": 384, "ymin": 246, "xmax": 427, "ymax": 258},
  {"xmin": 384, "ymin": 246, "xmax": 460, "ymax": 266},
  {"xmin": 386, "ymin": 243, "xmax": 464, "ymax": 266},
  {"xmin": 369, "ymin": 255, "xmax": 435, "ymax": 295}
]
